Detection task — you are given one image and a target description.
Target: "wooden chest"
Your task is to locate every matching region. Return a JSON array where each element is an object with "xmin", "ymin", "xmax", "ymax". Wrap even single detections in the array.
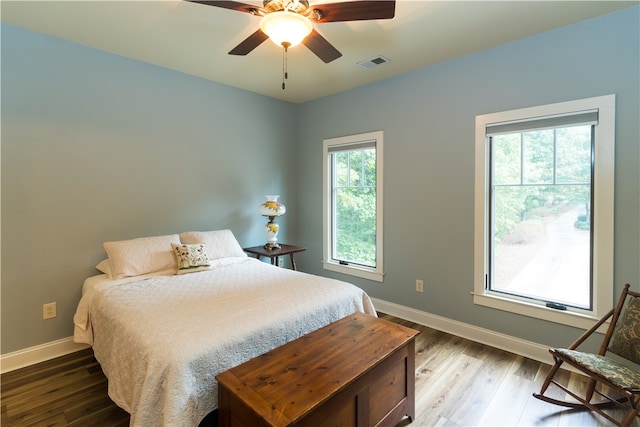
[{"xmin": 216, "ymin": 313, "xmax": 419, "ymax": 427}]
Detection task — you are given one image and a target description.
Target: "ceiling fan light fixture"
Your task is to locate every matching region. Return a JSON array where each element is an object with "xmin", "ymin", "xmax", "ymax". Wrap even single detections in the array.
[{"xmin": 260, "ymin": 11, "xmax": 313, "ymax": 49}]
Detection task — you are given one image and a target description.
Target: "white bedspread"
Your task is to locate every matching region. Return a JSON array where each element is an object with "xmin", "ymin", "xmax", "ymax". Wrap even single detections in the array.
[{"xmin": 73, "ymin": 257, "xmax": 376, "ymax": 427}]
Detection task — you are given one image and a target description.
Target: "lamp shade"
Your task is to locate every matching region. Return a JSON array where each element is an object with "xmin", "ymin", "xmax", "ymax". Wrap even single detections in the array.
[
  {"xmin": 259, "ymin": 195, "xmax": 286, "ymax": 217},
  {"xmin": 259, "ymin": 11, "xmax": 313, "ymax": 48}
]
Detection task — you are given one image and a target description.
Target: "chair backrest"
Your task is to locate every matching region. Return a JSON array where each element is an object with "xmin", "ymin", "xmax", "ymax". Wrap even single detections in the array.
[{"xmin": 608, "ymin": 289, "xmax": 640, "ymax": 365}]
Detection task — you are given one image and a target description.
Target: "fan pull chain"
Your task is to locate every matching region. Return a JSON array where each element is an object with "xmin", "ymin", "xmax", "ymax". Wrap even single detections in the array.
[{"xmin": 281, "ymin": 42, "xmax": 291, "ymax": 90}]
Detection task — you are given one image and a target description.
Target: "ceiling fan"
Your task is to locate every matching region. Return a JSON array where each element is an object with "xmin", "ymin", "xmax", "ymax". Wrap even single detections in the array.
[{"xmin": 187, "ymin": 0, "xmax": 396, "ymax": 64}]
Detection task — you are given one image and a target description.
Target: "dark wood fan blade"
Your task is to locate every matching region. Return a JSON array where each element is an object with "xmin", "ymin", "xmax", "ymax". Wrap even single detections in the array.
[
  {"xmin": 302, "ymin": 29, "xmax": 342, "ymax": 63},
  {"xmin": 229, "ymin": 29, "xmax": 269, "ymax": 55},
  {"xmin": 186, "ymin": 0, "xmax": 260, "ymax": 14},
  {"xmin": 311, "ymin": 0, "xmax": 395, "ymax": 22}
]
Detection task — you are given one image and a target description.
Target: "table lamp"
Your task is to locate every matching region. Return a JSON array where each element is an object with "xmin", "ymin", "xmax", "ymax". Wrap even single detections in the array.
[{"xmin": 259, "ymin": 195, "xmax": 286, "ymax": 249}]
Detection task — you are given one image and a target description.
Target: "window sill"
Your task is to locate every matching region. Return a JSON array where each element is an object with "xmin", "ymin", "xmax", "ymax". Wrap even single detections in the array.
[
  {"xmin": 472, "ymin": 292, "xmax": 608, "ymax": 332},
  {"xmin": 323, "ymin": 261, "xmax": 383, "ymax": 282}
]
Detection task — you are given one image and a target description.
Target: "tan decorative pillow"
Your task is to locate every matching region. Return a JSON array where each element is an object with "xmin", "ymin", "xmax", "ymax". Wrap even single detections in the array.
[{"xmin": 171, "ymin": 243, "xmax": 211, "ymax": 275}]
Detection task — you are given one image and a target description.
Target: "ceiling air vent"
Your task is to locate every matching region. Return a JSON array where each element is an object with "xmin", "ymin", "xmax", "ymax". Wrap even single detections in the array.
[{"xmin": 357, "ymin": 55, "xmax": 391, "ymax": 70}]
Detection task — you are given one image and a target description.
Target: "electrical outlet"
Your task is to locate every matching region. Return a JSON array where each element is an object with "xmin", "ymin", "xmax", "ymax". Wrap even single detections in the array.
[
  {"xmin": 416, "ymin": 279, "xmax": 424, "ymax": 293},
  {"xmin": 43, "ymin": 302, "xmax": 57, "ymax": 320}
]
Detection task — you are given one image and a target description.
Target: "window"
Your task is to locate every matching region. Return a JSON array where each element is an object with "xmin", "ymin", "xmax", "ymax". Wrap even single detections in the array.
[
  {"xmin": 474, "ymin": 95, "xmax": 615, "ymax": 329},
  {"xmin": 323, "ymin": 131, "xmax": 384, "ymax": 281}
]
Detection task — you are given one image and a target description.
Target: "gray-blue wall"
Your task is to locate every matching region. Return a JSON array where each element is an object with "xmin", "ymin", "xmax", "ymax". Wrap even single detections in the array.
[
  {"xmin": 2, "ymin": 6, "xmax": 639, "ymax": 355},
  {"xmin": 295, "ymin": 6, "xmax": 639, "ymax": 350},
  {"xmin": 1, "ymin": 24, "xmax": 298, "ymax": 353}
]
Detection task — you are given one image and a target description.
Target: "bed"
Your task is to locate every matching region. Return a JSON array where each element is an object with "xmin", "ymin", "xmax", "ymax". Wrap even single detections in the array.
[{"xmin": 73, "ymin": 230, "xmax": 377, "ymax": 427}]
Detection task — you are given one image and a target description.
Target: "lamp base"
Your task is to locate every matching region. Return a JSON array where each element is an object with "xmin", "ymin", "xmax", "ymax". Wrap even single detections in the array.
[{"xmin": 264, "ymin": 242, "xmax": 281, "ymax": 250}]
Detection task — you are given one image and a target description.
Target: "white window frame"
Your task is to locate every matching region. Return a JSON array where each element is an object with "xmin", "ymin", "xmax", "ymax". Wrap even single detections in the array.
[
  {"xmin": 323, "ymin": 130, "xmax": 384, "ymax": 282},
  {"xmin": 474, "ymin": 95, "xmax": 615, "ymax": 330}
]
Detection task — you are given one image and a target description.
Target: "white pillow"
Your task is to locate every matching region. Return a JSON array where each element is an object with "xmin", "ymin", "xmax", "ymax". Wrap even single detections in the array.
[
  {"xmin": 104, "ymin": 234, "xmax": 181, "ymax": 279},
  {"xmin": 95, "ymin": 259, "xmax": 112, "ymax": 278},
  {"xmin": 179, "ymin": 229, "xmax": 247, "ymax": 260}
]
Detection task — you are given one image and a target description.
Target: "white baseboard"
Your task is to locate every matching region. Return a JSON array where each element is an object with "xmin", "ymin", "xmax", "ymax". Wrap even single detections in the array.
[
  {"xmin": 1, "ymin": 300, "xmax": 563, "ymax": 375},
  {"xmin": 1, "ymin": 337, "xmax": 89, "ymax": 374},
  {"xmin": 372, "ymin": 298, "xmax": 555, "ymax": 365}
]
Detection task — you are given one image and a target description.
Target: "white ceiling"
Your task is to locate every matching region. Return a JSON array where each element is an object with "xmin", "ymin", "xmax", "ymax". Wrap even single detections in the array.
[{"xmin": 2, "ymin": 1, "xmax": 636, "ymax": 103}]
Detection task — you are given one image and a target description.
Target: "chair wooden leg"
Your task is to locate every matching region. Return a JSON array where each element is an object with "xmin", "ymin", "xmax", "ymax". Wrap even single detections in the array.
[
  {"xmin": 620, "ymin": 407, "xmax": 639, "ymax": 427},
  {"xmin": 537, "ymin": 359, "xmax": 563, "ymax": 395},
  {"xmin": 532, "ymin": 359, "xmax": 586, "ymax": 408},
  {"xmin": 585, "ymin": 377, "xmax": 598, "ymax": 402},
  {"xmin": 534, "ymin": 357, "xmax": 562, "ymax": 397}
]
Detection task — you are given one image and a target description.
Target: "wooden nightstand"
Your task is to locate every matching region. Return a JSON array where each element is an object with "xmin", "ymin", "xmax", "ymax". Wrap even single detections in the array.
[{"xmin": 243, "ymin": 244, "xmax": 306, "ymax": 270}]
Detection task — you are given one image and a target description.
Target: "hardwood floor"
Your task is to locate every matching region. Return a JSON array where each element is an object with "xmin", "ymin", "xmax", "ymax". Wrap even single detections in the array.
[
  {"xmin": 2, "ymin": 314, "xmax": 637, "ymax": 426},
  {"xmin": 380, "ymin": 314, "xmax": 638, "ymax": 427},
  {"xmin": 1, "ymin": 347, "xmax": 128, "ymax": 427}
]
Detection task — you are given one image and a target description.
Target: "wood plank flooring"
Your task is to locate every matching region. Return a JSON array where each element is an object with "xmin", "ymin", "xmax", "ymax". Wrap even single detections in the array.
[{"xmin": 2, "ymin": 313, "xmax": 637, "ymax": 426}]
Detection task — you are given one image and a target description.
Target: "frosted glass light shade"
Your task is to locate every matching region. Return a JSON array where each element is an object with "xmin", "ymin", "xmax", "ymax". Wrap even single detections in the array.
[
  {"xmin": 259, "ymin": 11, "xmax": 313, "ymax": 48},
  {"xmin": 259, "ymin": 195, "xmax": 286, "ymax": 217}
]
